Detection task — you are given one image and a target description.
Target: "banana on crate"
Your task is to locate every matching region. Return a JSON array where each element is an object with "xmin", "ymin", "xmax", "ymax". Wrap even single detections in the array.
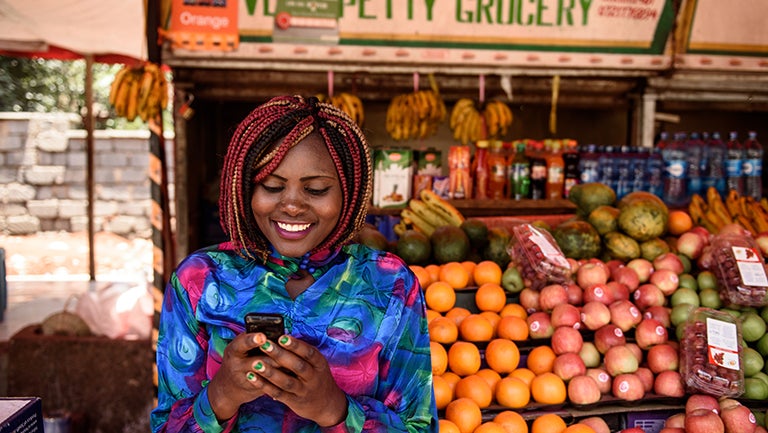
[{"xmin": 109, "ymin": 62, "xmax": 169, "ymax": 122}]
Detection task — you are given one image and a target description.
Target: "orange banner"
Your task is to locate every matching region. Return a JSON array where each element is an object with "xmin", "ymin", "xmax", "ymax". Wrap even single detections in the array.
[{"xmin": 168, "ymin": 0, "xmax": 239, "ymax": 51}]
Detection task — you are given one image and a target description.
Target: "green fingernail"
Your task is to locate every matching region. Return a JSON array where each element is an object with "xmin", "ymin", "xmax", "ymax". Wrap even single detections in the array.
[
  {"xmin": 254, "ymin": 361, "xmax": 265, "ymax": 372},
  {"xmin": 261, "ymin": 341, "xmax": 272, "ymax": 351},
  {"xmin": 279, "ymin": 336, "xmax": 290, "ymax": 345},
  {"xmin": 246, "ymin": 371, "xmax": 256, "ymax": 381}
]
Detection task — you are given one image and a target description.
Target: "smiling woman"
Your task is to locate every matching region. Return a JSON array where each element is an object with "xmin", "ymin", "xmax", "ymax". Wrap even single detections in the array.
[{"xmin": 151, "ymin": 95, "xmax": 438, "ymax": 433}]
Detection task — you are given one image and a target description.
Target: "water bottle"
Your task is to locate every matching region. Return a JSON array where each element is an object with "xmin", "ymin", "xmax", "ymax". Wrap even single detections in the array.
[
  {"xmin": 703, "ymin": 132, "xmax": 727, "ymax": 197},
  {"xmin": 578, "ymin": 144, "xmax": 600, "ymax": 184},
  {"xmin": 632, "ymin": 147, "xmax": 648, "ymax": 193},
  {"xmin": 662, "ymin": 132, "xmax": 688, "ymax": 207},
  {"xmin": 646, "ymin": 147, "xmax": 664, "ymax": 197},
  {"xmin": 615, "ymin": 145, "xmax": 632, "ymax": 199},
  {"xmin": 726, "ymin": 131, "xmax": 744, "ymax": 195},
  {"xmin": 743, "ymin": 131, "xmax": 763, "ymax": 200},
  {"xmin": 599, "ymin": 145, "xmax": 617, "ymax": 192},
  {"xmin": 685, "ymin": 132, "xmax": 704, "ymax": 199}
]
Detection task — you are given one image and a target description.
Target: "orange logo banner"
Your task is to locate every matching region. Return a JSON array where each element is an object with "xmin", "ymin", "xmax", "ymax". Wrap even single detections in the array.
[{"xmin": 168, "ymin": 0, "xmax": 239, "ymax": 51}]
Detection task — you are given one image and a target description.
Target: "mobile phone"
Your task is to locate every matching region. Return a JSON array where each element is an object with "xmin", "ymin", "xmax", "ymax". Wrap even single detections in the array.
[{"xmin": 244, "ymin": 312, "xmax": 285, "ymax": 341}]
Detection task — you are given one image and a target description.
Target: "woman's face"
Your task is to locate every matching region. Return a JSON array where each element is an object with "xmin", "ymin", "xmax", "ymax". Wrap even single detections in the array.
[{"xmin": 251, "ymin": 133, "xmax": 342, "ymax": 258}]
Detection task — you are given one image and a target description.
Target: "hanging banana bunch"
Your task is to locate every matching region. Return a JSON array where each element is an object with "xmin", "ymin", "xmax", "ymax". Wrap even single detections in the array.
[
  {"xmin": 385, "ymin": 89, "xmax": 447, "ymax": 141},
  {"xmin": 109, "ymin": 62, "xmax": 169, "ymax": 122},
  {"xmin": 316, "ymin": 92, "xmax": 365, "ymax": 126},
  {"xmin": 449, "ymin": 98, "xmax": 485, "ymax": 145},
  {"xmin": 481, "ymin": 99, "xmax": 514, "ymax": 140}
]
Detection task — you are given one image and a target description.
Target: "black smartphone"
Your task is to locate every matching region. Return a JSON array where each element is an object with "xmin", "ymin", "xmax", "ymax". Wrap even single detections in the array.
[{"xmin": 244, "ymin": 312, "xmax": 285, "ymax": 341}]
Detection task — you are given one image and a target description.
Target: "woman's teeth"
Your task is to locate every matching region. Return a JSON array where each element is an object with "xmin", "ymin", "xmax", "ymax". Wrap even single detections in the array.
[{"xmin": 277, "ymin": 222, "xmax": 311, "ymax": 232}]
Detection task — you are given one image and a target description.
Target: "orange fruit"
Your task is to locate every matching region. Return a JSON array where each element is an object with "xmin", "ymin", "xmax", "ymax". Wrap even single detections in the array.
[
  {"xmin": 458, "ymin": 314, "xmax": 494, "ymax": 342},
  {"xmin": 500, "ymin": 303, "xmax": 528, "ymax": 320},
  {"xmin": 442, "ymin": 371, "xmax": 462, "ymax": 390},
  {"xmin": 432, "ymin": 374, "xmax": 454, "ymax": 410},
  {"xmin": 444, "ymin": 398, "xmax": 482, "ymax": 433},
  {"xmin": 473, "ymin": 422, "xmax": 507, "ymax": 433},
  {"xmin": 439, "ymin": 261, "xmax": 471, "ymax": 289},
  {"xmin": 410, "ymin": 265, "xmax": 432, "ymax": 288},
  {"xmin": 429, "ymin": 316, "xmax": 459, "ymax": 344},
  {"xmin": 445, "ymin": 307, "xmax": 472, "ymax": 327},
  {"xmin": 475, "ymin": 282, "xmax": 508, "ymax": 313},
  {"xmin": 530, "ymin": 372, "xmax": 567, "ymax": 405},
  {"xmin": 475, "ymin": 368, "xmax": 502, "ymax": 394},
  {"xmin": 526, "ymin": 345, "xmax": 556, "ymax": 375},
  {"xmin": 508, "ymin": 368, "xmax": 536, "ymax": 387},
  {"xmin": 497, "ymin": 315, "xmax": 529, "ymax": 341},
  {"xmin": 454, "ymin": 374, "xmax": 493, "ymax": 408},
  {"xmin": 439, "ymin": 419, "xmax": 462, "ymax": 433},
  {"xmin": 461, "ymin": 261, "xmax": 477, "ymax": 286},
  {"xmin": 485, "ymin": 338, "xmax": 520, "ymax": 374},
  {"xmin": 480, "ymin": 311, "xmax": 502, "ymax": 337},
  {"xmin": 447, "ymin": 341, "xmax": 482, "ymax": 376},
  {"xmin": 531, "ymin": 413, "xmax": 567, "ymax": 433},
  {"xmin": 425, "ymin": 264, "xmax": 441, "ymax": 286},
  {"xmin": 563, "ymin": 425, "xmax": 597, "ymax": 433},
  {"xmin": 425, "ymin": 309, "xmax": 442, "ymax": 323},
  {"xmin": 668, "ymin": 209, "xmax": 694, "ymax": 236},
  {"xmin": 473, "ymin": 260, "xmax": 503, "ymax": 286},
  {"xmin": 430, "ymin": 341, "xmax": 448, "ymax": 375},
  {"xmin": 494, "ymin": 410, "xmax": 529, "ymax": 433},
  {"xmin": 425, "ymin": 281, "xmax": 456, "ymax": 313},
  {"xmin": 495, "ymin": 376, "xmax": 530, "ymax": 409}
]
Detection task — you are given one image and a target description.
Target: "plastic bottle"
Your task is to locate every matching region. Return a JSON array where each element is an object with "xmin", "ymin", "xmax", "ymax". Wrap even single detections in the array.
[
  {"xmin": 472, "ymin": 140, "xmax": 489, "ymax": 199},
  {"xmin": 487, "ymin": 140, "xmax": 507, "ymax": 200},
  {"xmin": 685, "ymin": 132, "xmax": 704, "ymax": 199},
  {"xmin": 509, "ymin": 140, "xmax": 531, "ymax": 200},
  {"xmin": 615, "ymin": 145, "xmax": 632, "ymax": 199},
  {"xmin": 545, "ymin": 139, "xmax": 565, "ymax": 200},
  {"xmin": 631, "ymin": 146, "xmax": 647, "ymax": 193},
  {"xmin": 743, "ymin": 131, "xmax": 763, "ymax": 200},
  {"xmin": 578, "ymin": 143, "xmax": 600, "ymax": 184},
  {"xmin": 703, "ymin": 131, "xmax": 727, "ymax": 197},
  {"xmin": 661, "ymin": 132, "xmax": 688, "ymax": 207},
  {"xmin": 646, "ymin": 147, "xmax": 664, "ymax": 197},
  {"xmin": 562, "ymin": 139, "xmax": 580, "ymax": 198},
  {"xmin": 529, "ymin": 140, "xmax": 547, "ymax": 200},
  {"xmin": 726, "ymin": 131, "xmax": 744, "ymax": 195},
  {"xmin": 599, "ymin": 145, "xmax": 617, "ymax": 193}
]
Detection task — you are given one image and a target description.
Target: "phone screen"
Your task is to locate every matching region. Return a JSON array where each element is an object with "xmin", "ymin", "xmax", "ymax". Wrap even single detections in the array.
[{"xmin": 244, "ymin": 312, "xmax": 284, "ymax": 341}]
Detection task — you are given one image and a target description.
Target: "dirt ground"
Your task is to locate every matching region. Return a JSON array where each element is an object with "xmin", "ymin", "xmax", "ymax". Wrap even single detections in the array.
[{"xmin": 1, "ymin": 231, "xmax": 153, "ymax": 280}]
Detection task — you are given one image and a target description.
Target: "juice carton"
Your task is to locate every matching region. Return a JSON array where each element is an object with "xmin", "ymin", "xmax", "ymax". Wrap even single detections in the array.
[
  {"xmin": 448, "ymin": 145, "xmax": 471, "ymax": 199},
  {"xmin": 413, "ymin": 148, "xmax": 442, "ymax": 198},
  {"xmin": 372, "ymin": 148, "xmax": 413, "ymax": 208}
]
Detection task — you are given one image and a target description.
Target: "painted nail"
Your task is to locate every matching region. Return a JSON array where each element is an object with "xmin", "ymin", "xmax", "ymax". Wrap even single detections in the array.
[
  {"xmin": 254, "ymin": 361, "xmax": 265, "ymax": 372},
  {"xmin": 246, "ymin": 371, "xmax": 256, "ymax": 381},
  {"xmin": 261, "ymin": 341, "xmax": 273, "ymax": 352},
  {"xmin": 279, "ymin": 335, "xmax": 290, "ymax": 346}
]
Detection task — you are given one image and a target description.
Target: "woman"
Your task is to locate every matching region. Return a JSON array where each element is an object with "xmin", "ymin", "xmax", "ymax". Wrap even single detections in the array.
[{"xmin": 151, "ymin": 95, "xmax": 438, "ymax": 432}]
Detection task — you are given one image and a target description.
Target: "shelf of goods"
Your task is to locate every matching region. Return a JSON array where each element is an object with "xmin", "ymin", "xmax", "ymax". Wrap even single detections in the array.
[{"xmin": 370, "ymin": 199, "xmax": 577, "ymax": 218}]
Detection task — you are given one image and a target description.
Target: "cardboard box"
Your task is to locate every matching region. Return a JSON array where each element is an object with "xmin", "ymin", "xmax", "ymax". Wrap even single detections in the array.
[
  {"xmin": 372, "ymin": 149, "xmax": 413, "ymax": 208},
  {"xmin": 0, "ymin": 398, "xmax": 43, "ymax": 433}
]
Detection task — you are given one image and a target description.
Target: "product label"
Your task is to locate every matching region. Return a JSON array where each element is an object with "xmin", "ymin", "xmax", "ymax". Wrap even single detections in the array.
[
  {"xmin": 706, "ymin": 317, "xmax": 740, "ymax": 371},
  {"xmin": 743, "ymin": 158, "xmax": 762, "ymax": 176},
  {"xmin": 664, "ymin": 159, "xmax": 688, "ymax": 179},
  {"xmin": 726, "ymin": 159, "xmax": 743, "ymax": 177},
  {"xmin": 733, "ymin": 246, "xmax": 768, "ymax": 287}
]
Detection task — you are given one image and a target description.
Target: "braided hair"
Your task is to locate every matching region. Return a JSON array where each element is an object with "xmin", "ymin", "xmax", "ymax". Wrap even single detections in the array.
[{"xmin": 219, "ymin": 95, "xmax": 372, "ymax": 262}]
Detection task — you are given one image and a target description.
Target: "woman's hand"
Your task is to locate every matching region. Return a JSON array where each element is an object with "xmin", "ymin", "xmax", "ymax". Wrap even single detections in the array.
[{"xmin": 248, "ymin": 335, "xmax": 349, "ymax": 427}]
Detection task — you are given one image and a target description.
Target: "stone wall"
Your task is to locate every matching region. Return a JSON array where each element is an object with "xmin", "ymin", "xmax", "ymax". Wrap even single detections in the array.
[{"xmin": 0, "ymin": 113, "xmax": 173, "ymax": 238}]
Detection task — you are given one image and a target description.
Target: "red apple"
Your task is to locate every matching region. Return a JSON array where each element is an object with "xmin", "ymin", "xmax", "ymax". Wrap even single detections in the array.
[
  {"xmin": 654, "ymin": 370, "xmax": 685, "ymax": 397},
  {"xmin": 719, "ymin": 223, "xmax": 752, "ymax": 237},
  {"xmin": 519, "ymin": 287, "xmax": 541, "ymax": 313},
  {"xmin": 650, "ymin": 269, "xmax": 680, "ymax": 296},
  {"xmin": 551, "ymin": 303, "xmax": 582, "ymax": 329},
  {"xmin": 577, "ymin": 262, "xmax": 610, "ymax": 289},
  {"xmin": 677, "ymin": 231, "xmax": 708, "ymax": 260},
  {"xmin": 625, "ymin": 343, "xmax": 643, "ymax": 363},
  {"xmin": 583, "ymin": 283, "xmax": 613, "ymax": 305},
  {"xmin": 719, "ymin": 400, "xmax": 757, "ymax": 433},
  {"xmin": 666, "ymin": 413, "xmax": 687, "ymax": 428},
  {"xmin": 643, "ymin": 305, "xmax": 672, "ymax": 328},
  {"xmin": 647, "ymin": 343, "xmax": 679, "ymax": 373},
  {"xmin": 526, "ymin": 311, "xmax": 554, "ymax": 339},
  {"xmin": 594, "ymin": 324, "xmax": 626, "ymax": 354},
  {"xmin": 563, "ymin": 282, "xmax": 583, "ymax": 306},
  {"xmin": 539, "ymin": 284, "xmax": 569, "ymax": 312},
  {"xmin": 605, "ymin": 259, "xmax": 624, "ymax": 274},
  {"xmin": 634, "ymin": 366, "xmax": 654, "ymax": 392},
  {"xmin": 567, "ymin": 374, "xmax": 602, "ymax": 406},
  {"xmin": 612, "ymin": 266, "xmax": 641, "ymax": 292},
  {"xmin": 689, "ymin": 225, "xmax": 712, "ymax": 243},
  {"xmin": 686, "ymin": 393, "xmax": 720, "ymax": 414},
  {"xmin": 685, "ymin": 408, "xmax": 725, "ymax": 433},
  {"xmin": 579, "ymin": 417, "xmax": 611, "ymax": 433},
  {"xmin": 635, "ymin": 317, "xmax": 669, "ymax": 349},
  {"xmin": 604, "ymin": 345, "xmax": 639, "ymax": 376},
  {"xmin": 633, "ymin": 283, "xmax": 666, "ymax": 311},
  {"xmin": 659, "ymin": 429, "xmax": 686, "ymax": 433},
  {"xmin": 606, "ymin": 281, "xmax": 631, "ymax": 302},
  {"xmin": 609, "ymin": 299, "xmax": 642, "ymax": 332},
  {"xmin": 626, "ymin": 258, "xmax": 654, "ymax": 283},
  {"xmin": 612, "ymin": 373, "xmax": 645, "ymax": 401},
  {"xmin": 618, "ymin": 428, "xmax": 645, "ymax": 433},
  {"xmin": 579, "ymin": 341, "xmax": 602, "ymax": 368},
  {"xmin": 553, "ymin": 352, "xmax": 586, "ymax": 381},
  {"xmin": 653, "ymin": 252, "xmax": 685, "ymax": 275},
  {"xmin": 551, "ymin": 325, "xmax": 583, "ymax": 355},
  {"xmin": 756, "ymin": 232, "xmax": 768, "ymax": 258},
  {"xmin": 581, "ymin": 301, "xmax": 611, "ymax": 331},
  {"xmin": 567, "ymin": 258, "xmax": 580, "ymax": 275},
  {"xmin": 586, "ymin": 367, "xmax": 612, "ymax": 394}
]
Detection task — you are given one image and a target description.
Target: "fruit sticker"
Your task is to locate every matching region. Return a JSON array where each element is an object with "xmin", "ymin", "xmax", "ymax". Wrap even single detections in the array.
[{"xmin": 706, "ymin": 317, "xmax": 740, "ymax": 371}]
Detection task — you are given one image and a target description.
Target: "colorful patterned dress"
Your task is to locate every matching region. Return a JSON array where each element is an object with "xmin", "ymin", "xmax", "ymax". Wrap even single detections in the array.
[{"xmin": 151, "ymin": 242, "xmax": 438, "ymax": 433}]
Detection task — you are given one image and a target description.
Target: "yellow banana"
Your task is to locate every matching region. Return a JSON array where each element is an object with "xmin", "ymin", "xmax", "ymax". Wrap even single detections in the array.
[
  {"xmin": 704, "ymin": 208, "xmax": 727, "ymax": 231},
  {"xmin": 450, "ymin": 99, "xmax": 475, "ymax": 129},
  {"xmin": 109, "ymin": 66, "xmax": 129, "ymax": 106},
  {"xmin": 112, "ymin": 69, "xmax": 136, "ymax": 117},
  {"xmin": 483, "ymin": 102, "xmax": 499, "ymax": 139},
  {"xmin": 400, "ymin": 208, "xmax": 436, "ymax": 237},
  {"xmin": 725, "ymin": 189, "xmax": 742, "ymax": 217},
  {"xmin": 761, "ymin": 198, "xmax": 768, "ymax": 214},
  {"xmin": 688, "ymin": 193, "xmax": 707, "ymax": 229},
  {"xmin": 409, "ymin": 199, "xmax": 454, "ymax": 228},
  {"xmin": 747, "ymin": 198, "xmax": 768, "ymax": 233},
  {"xmin": 735, "ymin": 215, "xmax": 758, "ymax": 236},
  {"xmin": 124, "ymin": 71, "xmax": 142, "ymax": 122},
  {"xmin": 420, "ymin": 189, "xmax": 465, "ymax": 226},
  {"xmin": 393, "ymin": 221, "xmax": 407, "ymax": 237}
]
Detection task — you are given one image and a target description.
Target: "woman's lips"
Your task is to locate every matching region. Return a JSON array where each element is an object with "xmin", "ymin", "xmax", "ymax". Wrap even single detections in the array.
[{"xmin": 274, "ymin": 221, "xmax": 312, "ymax": 239}]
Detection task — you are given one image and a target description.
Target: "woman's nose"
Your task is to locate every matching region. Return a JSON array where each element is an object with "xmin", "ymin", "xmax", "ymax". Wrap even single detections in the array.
[{"xmin": 279, "ymin": 189, "xmax": 306, "ymax": 214}]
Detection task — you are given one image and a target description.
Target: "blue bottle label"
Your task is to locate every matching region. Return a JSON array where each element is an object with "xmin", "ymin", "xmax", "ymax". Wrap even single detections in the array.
[
  {"xmin": 726, "ymin": 159, "xmax": 743, "ymax": 177},
  {"xmin": 665, "ymin": 160, "xmax": 687, "ymax": 179}
]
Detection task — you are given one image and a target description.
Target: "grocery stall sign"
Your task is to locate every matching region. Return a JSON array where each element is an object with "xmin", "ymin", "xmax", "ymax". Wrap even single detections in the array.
[
  {"xmin": 168, "ymin": 0, "xmax": 239, "ymax": 51},
  {"xmin": 239, "ymin": 0, "xmax": 674, "ymax": 55},
  {"xmin": 683, "ymin": 0, "xmax": 768, "ymax": 56}
]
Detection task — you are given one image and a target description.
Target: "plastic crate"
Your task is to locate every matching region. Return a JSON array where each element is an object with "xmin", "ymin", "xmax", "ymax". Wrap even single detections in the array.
[{"xmin": 623, "ymin": 410, "xmax": 677, "ymax": 433}]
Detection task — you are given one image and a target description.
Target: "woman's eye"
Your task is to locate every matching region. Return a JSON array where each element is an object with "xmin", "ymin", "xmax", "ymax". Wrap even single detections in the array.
[
  {"xmin": 306, "ymin": 187, "xmax": 331, "ymax": 196},
  {"xmin": 260, "ymin": 184, "xmax": 283, "ymax": 193}
]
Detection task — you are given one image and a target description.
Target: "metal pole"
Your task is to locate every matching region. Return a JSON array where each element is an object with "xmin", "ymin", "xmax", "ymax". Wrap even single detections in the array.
[{"xmin": 85, "ymin": 54, "xmax": 96, "ymax": 280}]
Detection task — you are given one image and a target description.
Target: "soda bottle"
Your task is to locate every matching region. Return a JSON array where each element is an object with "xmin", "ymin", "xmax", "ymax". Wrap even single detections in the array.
[
  {"xmin": 661, "ymin": 132, "xmax": 688, "ymax": 207},
  {"xmin": 472, "ymin": 140, "xmax": 489, "ymax": 199},
  {"xmin": 529, "ymin": 140, "xmax": 547, "ymax": 200},
  {"xmin": 562, "ymin": 139, "xmax": 580, "ymax": 198},
  {"xmin": 487, "ymin": 140, "xmax": 507, "ymax": 200},
  {"xmin": 578, "ymin": 143, "xmax": 600, "ymax": 184},
  {"xmin": 599, "ymin": 145, "xmax": 617, "ymax": 193},
  {"xmin": 646, "ymin": 147, "xmax": 664, "ymax": 197},
  {"xmin": 615, "ymin": 145, "xmax": 632, "ymax": 199},
  {"xmin": 509, "ymin": 140, "xmax": 531, "ymax": 200},
  {"xmin": 685, "ymin": 132, "xmax": 704, "ymax": 199},
  {"xmin": 726, "ymin": 131, "xmax": 744, "ymax": 195},
  {"xmin": 743, "ymin": 131, "xmax": 763, "ymax": 200},
  {"xmin": 703, "ymin": 131, "xmax": 727, "ymax": 197},
  {"xmin": 545, "ymin": 139, "xmax": 565, "ymax": 200}
]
